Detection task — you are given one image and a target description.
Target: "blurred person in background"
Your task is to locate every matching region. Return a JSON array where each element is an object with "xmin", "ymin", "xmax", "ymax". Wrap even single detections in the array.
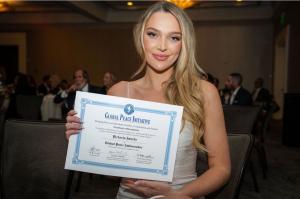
[
  {"xmin": 38, "ymin": 75, "xmax": 51, "ymax": 96},
  {"xmin": 54, "ymin": 69, "xmax": 102, "ymax": 117},
  {"xmin": 226, "ymin": 73, "xmax": 252, "ymax": 106},
  {"xmin": 48, "ymin": 74, "xmax": 61, "ymax": 95},
  {"xmin": 252, "ymin": 77, "xmax": 271, "ymax": 109},
  {"xmin": 100, "ymin": 72, "xmax": 117, "ymax": 94}
]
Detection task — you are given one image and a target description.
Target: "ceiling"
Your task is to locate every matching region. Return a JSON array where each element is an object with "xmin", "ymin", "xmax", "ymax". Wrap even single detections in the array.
[
  {"xmin": 0, "ymin": 1, "xmax": 275, "ymax": 24},
  {"xmin": 0, "ymin": 1, "xmax": 270, "ymax": 12},
  {"xmin": 103, "ymin": 1, "xmax": 267, "ymax": 10}
]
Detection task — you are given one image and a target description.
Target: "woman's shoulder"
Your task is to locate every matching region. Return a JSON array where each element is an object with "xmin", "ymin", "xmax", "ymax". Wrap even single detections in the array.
[
  {"xmin": 107, "ymin": 81, "xmax": 129, "ymax": 97},
  {"xmin": 199, "ymin": 79, "xmax": 220, "ymax": 102}
]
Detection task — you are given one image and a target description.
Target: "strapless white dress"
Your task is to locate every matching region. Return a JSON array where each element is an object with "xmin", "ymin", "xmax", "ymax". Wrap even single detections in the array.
[{"xmin": 116, "ymin": 122, "xmax": 205, "ymax": 199}]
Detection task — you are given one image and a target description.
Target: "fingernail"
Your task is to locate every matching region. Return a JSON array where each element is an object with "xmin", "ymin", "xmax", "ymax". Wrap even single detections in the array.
[{"xmin": 134, "ymin": 180, "xmax": 141, "ymax": 185}]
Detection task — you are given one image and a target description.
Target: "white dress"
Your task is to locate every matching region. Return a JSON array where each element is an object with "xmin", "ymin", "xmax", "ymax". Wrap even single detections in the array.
[
  {"xmin": 116, "ymin": 122, "xmax": 205, "ymax": 199},
  {"xmin": 116, "ymin": 82, "xmax": 205, "ymax": 199}
]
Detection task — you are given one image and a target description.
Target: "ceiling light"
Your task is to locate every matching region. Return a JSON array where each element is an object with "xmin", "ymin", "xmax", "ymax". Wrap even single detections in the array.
[
  {"xmin": 127, "ymin": 1, "xmax": 133, "ymax": 7},
  {"xmin": 166, "ymin": 0, "xmax": 196, "ymax": 9},
  {"xmin": 0, "ymin": 2, "xmax": 9, "ymax": 12}
]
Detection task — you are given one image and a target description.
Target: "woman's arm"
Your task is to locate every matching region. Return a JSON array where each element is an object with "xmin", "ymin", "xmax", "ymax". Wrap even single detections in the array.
[{"xmin": 178, "ymin": 80, "xmax": 231, "ymax": 198}]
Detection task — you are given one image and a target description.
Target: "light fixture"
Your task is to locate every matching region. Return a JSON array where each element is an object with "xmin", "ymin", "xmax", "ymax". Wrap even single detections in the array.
[
  {"xmin": 0, "ymin": 1, "xmax": 9, "ymax": 12},
  {"xmin": 165, "ymin": 0, "xmax": 196, "ymax": 9},
  {"xmin": 0, "ymin": 0, "xmax": 15, "ymax": 12},
  {"xmin": 127, "ymin": 1, "xmax": 133, "ymax": 7}
]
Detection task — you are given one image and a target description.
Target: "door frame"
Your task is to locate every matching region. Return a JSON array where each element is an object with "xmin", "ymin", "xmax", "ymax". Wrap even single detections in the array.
[
  {"xmin": 0, "ymin": 32, "xmax": 26, "ymax": 73},
  {"xmin": 273, "ymin": 25, "xmax": 290, "ymax": 119}
]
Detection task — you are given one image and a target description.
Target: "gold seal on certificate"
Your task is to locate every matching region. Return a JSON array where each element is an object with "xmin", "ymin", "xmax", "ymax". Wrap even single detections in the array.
[{"xmin": 65, "ymin": 91, "xmax": 183, "ymax": 182}]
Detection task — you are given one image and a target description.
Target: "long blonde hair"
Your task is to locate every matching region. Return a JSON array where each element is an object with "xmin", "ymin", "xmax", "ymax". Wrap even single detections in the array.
[{"xmin": 133, "ymin": 2, "xmax": 207, "ymax": 151}]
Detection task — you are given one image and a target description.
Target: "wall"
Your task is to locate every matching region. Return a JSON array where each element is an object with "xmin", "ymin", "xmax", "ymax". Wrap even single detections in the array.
[
  {"xmin": 195, "ymin": 21, "xmax": 273, "ymax": 91},
  {"xmin": 25, "ymin": 24, "xmax": 139, "ymax": 85},
  {"xmin": 0, "ymin": 22, "xmax": 273, "ymax": 90},
  {"xmin": 274, "ymin": 3, "xmax": 300, "ymax": 93}
]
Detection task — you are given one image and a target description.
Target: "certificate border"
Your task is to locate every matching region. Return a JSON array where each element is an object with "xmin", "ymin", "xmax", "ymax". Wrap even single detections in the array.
[{"xmin": 72, "ymin": 98, "xmax": 177, "ymax": 176}]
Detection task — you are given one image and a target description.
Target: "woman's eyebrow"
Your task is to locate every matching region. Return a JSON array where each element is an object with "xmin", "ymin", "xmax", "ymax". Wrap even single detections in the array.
[
  {"xmin": 145, "ymin": 27, "xmax": 159, "ymax": 32},
  {"xmin": 145, "ymin": 27, "xmax": 182, "ymax": 35}
]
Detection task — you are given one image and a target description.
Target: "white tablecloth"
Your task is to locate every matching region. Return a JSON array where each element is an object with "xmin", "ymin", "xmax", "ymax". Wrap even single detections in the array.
[{"xmin": 41, "ymin": 94, "xmax": 62, "ymax": 121}]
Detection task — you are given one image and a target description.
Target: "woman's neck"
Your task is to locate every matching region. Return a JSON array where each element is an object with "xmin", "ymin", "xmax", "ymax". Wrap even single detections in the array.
[{"xmin": 141, "ymin": 66, "xmax": 173, "ymax": 91}]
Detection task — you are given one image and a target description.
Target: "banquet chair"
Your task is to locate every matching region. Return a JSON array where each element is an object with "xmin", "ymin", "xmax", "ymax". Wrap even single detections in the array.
[
  {"xmin": 222, "ymin": 106, "xmax": 261, "ymax": 192},
  {"xmin": 253, "ymin": 102, "xmax": 278, "ymax": 179},
  {"xmin": 16, "ymin": 95, "xmax": 43, "ymax": 120},
  {"xmin": 0, "ymin": 96, "xmax": 11, "ymax": 186},
  {"xmin": 0, "ymin": 98, "xmax": 8, "ymax": 149},
  {"xmin": 223, "ymin": 105, "xmax": 261, "ymax": 134},
  {"xmin": 0, "ymin": 120, "xmax": 68, "ymax": 199},
  {"xmin": 198, "ymin": 134, "xmax": 254, "ymax": 199}
]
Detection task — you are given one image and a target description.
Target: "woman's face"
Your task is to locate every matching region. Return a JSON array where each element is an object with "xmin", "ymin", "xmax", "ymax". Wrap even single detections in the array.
[
  {"xmin": 143, "ymin": 11, "xmax": 182, "ymax": 73},
  {"xmin": 103, "ymin": 72, "xmax": 113, "ymax": 87}
]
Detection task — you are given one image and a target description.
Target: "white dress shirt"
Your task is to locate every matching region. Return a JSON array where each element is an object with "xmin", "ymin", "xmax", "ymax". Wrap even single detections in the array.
[
  {"xmin": 252, "ymin": 87, "xmax": 262, "ymax": 102},
  {"xmin": 230, "ymin": 86, "xmax": 241, "ymax": 105}
]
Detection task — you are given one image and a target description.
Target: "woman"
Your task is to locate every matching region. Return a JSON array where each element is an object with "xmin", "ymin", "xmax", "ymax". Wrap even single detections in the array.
[
  {"xmin": 66, "ymin": 2, "xmax": 230, "ymax": 198},
  {"xmin": 100, "ymin": 72, "xmax": 117, "ymax": 94}
]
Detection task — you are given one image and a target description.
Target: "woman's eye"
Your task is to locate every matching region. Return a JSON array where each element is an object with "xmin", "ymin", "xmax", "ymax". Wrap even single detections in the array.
[
  {"xmin": 147, "ymin": 32, "xmax": 157, "ymax": 38},
  {"xmin": 171, "ymin": 36, "xmax": 181, "ymax": 41}
]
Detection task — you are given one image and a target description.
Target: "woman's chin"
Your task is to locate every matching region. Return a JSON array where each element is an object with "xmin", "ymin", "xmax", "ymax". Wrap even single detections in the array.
[{"xmin": 148, "ymin": 64, "xmax": 174, "ymax": 74}]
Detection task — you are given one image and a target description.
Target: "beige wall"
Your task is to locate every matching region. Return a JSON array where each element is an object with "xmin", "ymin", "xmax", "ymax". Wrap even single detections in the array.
[
  {"xmin": 1, "ymin": 22, "xmax": 273, "ymax": 91},
  {"xmin": 25, "ymin": 24, "xmax": 139, "ymax": 85},
  {"xmin": 195, "ymin": 22, "xmax": 273, "ymax": 91}
]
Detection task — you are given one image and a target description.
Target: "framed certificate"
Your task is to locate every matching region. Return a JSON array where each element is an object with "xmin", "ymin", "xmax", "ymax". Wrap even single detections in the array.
[{"xmin": 65, "ymin": 91, "xmax": 183, "ymax": 182}]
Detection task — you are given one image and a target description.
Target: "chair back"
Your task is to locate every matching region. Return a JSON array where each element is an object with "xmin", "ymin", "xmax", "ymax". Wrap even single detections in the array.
[
  {"xmin": 1, "ymin": 120, "xmax": 68, "ymax": 199},
  {"xmin": 0, "ymin": 97, "xmax": 10, "ymax": 156},
  {"xmin": 261, "ymin": 102, "xmax": 277, "ymax": 138},
  {"xmin": 207, "ymin": 134, "xmax": 254, "ymax": 199},
  {"xmin": 16, "ymin": 95, "xmax": 43, "ymax": 120},
  {"xmin": 223, "ymin": 106, "xmax": 261, "ymax": 134}
]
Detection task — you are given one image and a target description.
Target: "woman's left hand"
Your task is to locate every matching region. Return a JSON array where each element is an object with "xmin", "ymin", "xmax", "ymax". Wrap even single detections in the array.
[{"xmin": 122, "ymin": 179, "xmax": 172, "ymax": 197}]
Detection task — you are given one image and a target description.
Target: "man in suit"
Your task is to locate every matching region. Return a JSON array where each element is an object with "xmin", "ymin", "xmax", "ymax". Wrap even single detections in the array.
[
  {"xmin": 252, "ymin": 78, "xmax": 271, "ymax": 105},
  {"xmin": 37, "ymin": 75, "xmax": 51, "ymax": 95},
  {"xmin": 54, "ymin": 69, "xmax": 103, "ymax": 117},
  {"xmin": 226, "ymin": 73, "xmax": 252, "ymax": 106}
]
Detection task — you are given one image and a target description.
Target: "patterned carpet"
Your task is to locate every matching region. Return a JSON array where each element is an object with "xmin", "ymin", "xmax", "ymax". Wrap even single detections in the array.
[
  {"xmin": 239, "ymin": 121, "xmax": 300, "ymax": 199},
  {"xmin": 70, "ymin": 121, "xmax": 300, "ymax": 199}
]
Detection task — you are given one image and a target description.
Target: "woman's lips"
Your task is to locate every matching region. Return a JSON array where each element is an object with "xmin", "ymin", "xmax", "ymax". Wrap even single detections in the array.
[{"xmin": 152, "ymin": 54, "xmax": 169, "ymax": 61}]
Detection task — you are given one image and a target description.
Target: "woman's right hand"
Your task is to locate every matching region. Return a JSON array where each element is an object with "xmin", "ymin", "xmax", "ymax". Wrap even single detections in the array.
[{"xmin": 65, "ymin": 110, "xmax": 82, "ymax": 140}]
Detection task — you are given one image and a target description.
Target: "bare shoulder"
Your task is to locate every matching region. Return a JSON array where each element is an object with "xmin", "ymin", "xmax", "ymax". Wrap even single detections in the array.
[
  {"xmin": 200, "ymin": 80, "xmax": 220, "ymax": 103},
  {"xmin": 107, "ymin": 81, "xmax": 128, "ymax": 97}
]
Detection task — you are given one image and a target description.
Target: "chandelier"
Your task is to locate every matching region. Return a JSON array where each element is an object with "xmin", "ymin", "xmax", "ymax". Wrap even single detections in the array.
[
  {"xmin": 165, "ymin": 0, "xmax": 196, "ymax": 9},
  {"xmin": 0, "ymin": 0, "xmax": 14, "ymax": 12}
]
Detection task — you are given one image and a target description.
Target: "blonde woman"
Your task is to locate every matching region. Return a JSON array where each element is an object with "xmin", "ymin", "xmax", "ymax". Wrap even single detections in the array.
[{"xmin": 66, "ymin": 2, "xmax": 230, "ymax": 198}]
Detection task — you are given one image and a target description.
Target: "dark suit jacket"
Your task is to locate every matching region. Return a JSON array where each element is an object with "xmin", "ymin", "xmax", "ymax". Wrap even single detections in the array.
[
  {"xmin": 99, "ymin": 86, "xmax": 107, "ymax": 95},
  {"xmin": 253, "ymin": 88, "xmax": 270, "ymax": 103},
  {"xmin": 252, "ymin": 87, "xmax": 271, "ymax": 110},
  {"xmin": 232, "ymin": 87, "xmax": 253, "ymax": 106},
  {"xmin": 37, "ymin": 83, "xmax": 50, "ymax": 95},
  {"xmin": 54, "ymin": 84, "xmax": 104, "ymax": 116}
]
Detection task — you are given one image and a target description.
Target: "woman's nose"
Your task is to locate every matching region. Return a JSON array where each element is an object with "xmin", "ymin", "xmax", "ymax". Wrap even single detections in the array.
[{"xmin": 158, "ymin": 37, "xmax": 167, "ymax": 52}]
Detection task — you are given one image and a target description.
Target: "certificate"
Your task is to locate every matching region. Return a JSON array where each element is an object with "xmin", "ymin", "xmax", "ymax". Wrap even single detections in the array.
[{"xmin": 65, "ymin": 91, "xmax": 183, "ymax": 182}]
